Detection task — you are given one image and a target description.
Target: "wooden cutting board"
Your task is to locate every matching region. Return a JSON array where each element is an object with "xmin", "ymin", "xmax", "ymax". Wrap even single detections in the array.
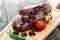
[{"xmin": 0, "ymin": 0, "xmax": 60, "ymax": 40}]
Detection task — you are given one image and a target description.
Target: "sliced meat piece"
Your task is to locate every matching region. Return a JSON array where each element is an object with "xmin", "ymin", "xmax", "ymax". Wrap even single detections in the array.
[
  {"xmin": 37, "ymin": 10, "xmax": 45, "ymax": 20},
  {"xmin": 43, "ymin": 3, "xmax": 52, "ymax": 14}
]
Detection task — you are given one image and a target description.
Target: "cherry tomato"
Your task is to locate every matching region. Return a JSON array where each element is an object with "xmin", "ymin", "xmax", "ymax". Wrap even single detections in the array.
[{"xmin": 35, "ymin": 20, "xmax": 46, "ymax": 31}]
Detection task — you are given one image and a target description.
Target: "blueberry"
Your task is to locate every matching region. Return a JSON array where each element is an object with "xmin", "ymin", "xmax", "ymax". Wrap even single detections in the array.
[
  {"xmin": 29, "ymin": 30, "xmax": 36, "ymax": 36},
  {"xmin": 21, "ymin": 32, "xmax": 27, "ymax": 37}
]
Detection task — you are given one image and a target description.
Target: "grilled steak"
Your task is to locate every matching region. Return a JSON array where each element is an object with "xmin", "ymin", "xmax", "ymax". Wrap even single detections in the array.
[{"xmin": 12, "ymin": 3, "xmax": 52, "ymax": 32}]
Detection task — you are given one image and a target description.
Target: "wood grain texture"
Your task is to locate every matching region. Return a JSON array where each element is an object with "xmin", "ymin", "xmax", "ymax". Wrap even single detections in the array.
[
  {"xmin": 0, "ymin": 0, "xmax": 60, "ymax": 40},
  {"xmin": 47, "ymin": 0, "xmax": 60, "ymax": 9}
]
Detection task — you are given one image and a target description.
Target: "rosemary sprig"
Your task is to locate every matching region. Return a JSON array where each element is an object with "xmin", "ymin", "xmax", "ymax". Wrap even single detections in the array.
[{"xmin": 7, "ymin": 30, "xmax": 26, "ymax": 40}]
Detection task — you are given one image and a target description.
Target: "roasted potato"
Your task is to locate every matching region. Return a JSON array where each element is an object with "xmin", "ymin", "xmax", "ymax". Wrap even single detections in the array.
[{"xmin": 45, "ymin": 14, "xmax": 52, "ymax": 23}]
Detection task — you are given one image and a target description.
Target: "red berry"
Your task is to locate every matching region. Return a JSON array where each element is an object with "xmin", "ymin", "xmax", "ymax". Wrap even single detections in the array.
[
  {"xmin": 19, "ymin": 9, "xmax": 28, "ymax": 16},
  {"xmin": 33, "ymin": 6, "xmax": 40, "ymax": 14}
]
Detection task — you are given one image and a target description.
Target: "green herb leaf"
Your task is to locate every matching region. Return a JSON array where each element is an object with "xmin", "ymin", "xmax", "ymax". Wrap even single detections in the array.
[
  {"xmin": 31, "ymin": 27, "xmax": 35, "ymax": 30},
  {"xmin": 7, "ymin": 30, "xmax": 26, "ymax": 40}
]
